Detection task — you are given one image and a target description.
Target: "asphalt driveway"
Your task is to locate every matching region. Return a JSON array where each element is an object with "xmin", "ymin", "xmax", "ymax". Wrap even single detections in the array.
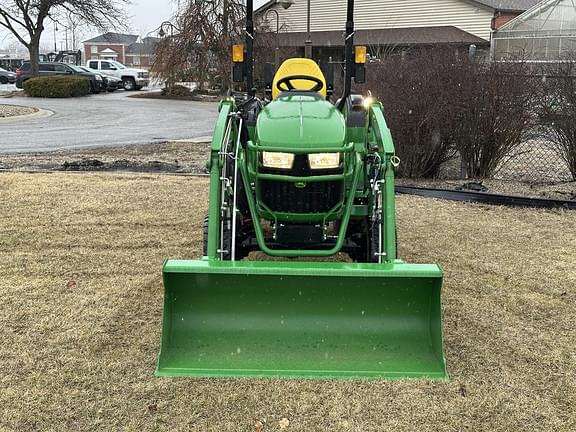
[{"xmin": 0, "ymin": 90, "xmax": 218, "ymax": 153}]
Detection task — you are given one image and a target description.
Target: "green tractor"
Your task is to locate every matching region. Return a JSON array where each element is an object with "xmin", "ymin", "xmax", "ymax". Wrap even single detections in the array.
[{"xmin": 157, "ymin": 0, "xmax": 447, "ymax": 379}]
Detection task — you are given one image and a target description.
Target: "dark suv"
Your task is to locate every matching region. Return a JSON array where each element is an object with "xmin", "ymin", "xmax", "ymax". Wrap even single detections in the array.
[
  {"xmin": 0, "ymin": 67, "xmax": 17, "ymax": 84},
  {"xmin": 16, "ymin": 62, "xmax": 104, "ymax": 93}
]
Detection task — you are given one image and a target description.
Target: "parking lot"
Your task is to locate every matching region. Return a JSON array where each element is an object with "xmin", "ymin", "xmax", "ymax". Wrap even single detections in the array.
[{"xmin": 0, "ymin": 89, "xmax": 217, "ymax": 153}]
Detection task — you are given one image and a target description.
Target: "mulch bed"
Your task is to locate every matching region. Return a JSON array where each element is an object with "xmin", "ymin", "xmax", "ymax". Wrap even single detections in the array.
[
  {"xmin": 0, "ymin": 104, "xmax": 37, "ymax": 118},
  {"xmin": 0, "ymin": 141, "xmax": 210, "ymax": 174}
]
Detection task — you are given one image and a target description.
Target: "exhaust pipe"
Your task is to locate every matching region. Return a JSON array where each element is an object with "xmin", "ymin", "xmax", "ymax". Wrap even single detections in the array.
[
  {"xmin": 337, "ymin": 0, "xmax": 355, "ymax": 111},
  {"xmin": 246, "ymin": 0, "xmax": 255, "ymax": 96}
]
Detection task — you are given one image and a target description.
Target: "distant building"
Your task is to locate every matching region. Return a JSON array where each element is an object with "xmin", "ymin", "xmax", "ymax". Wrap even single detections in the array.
[
  {"xmin": 256, "ymin": 0, "xmax": 542, "ymax": 59},
  {"xmin": 492, "ymin": 0, "xmax": 576, "ymax": 62},
  {"xmin": 83, "ymin": 32, "xmax": 159, "ymax": 69},
  {"xmin": 0, "ymin": 48, "xmax": 27, "ymax": 71},
  {"xmin": 125, "ymin": 37, "xmax": 160, "ymax": 68}
]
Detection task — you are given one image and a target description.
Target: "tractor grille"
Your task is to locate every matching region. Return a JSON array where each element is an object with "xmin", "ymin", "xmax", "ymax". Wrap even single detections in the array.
[{"xmin": 259, "ymin": 180, "xmax": 342, "ymax": 213}]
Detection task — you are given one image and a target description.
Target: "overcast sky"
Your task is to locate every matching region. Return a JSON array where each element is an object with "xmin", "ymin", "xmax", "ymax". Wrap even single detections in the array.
[
  {"xmin": 129, "ymin": 0, "xmax": 268, "ymax": 35},
  {"xmin": 0, "ymin": 0, "xmax": 269, "ymax": 50}
]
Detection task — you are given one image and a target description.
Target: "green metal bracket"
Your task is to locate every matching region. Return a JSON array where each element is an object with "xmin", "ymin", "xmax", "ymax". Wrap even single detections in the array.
[{"xmin": 240, "ymin": 154, "xmax": 364, "ymax": 257}]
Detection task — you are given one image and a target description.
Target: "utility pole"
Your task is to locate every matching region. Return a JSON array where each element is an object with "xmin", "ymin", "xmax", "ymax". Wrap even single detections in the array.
[
  {"xmin": 304, "ymin": 0, "xmax": 312, "ymax": 58},
  {"xmin": 53, "ymin": 21, "xmax": 57, "ymax": 52}
]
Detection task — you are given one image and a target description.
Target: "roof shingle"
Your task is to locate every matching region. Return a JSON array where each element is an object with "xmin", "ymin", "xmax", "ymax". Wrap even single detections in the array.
[
  {"xmin": 83, "ymin": 32, "xmax": 139, "ymax": 45},
  {"xmin": 126, "ymin": 38, "xmax": 159, "ymax": 55},
  {"xmin": 472, "ymin": 0, "xmax": 541, "ymax": 11}
]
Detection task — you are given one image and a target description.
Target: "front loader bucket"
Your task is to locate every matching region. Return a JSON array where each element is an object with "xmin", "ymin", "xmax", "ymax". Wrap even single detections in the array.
[{"xmin": 157, "ymin": 260, "xmax": 447, "ymax": 379}]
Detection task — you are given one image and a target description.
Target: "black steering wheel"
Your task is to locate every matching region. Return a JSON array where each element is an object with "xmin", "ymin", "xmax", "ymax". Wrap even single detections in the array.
[{"xmin": 276, "ymin": 75, "xmax": 324, "ymax": 93}]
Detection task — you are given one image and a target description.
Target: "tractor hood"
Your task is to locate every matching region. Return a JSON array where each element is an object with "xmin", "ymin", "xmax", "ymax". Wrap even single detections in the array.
[{"xmin": 257, "ymin": 95, "xmax": 346, "ymax": 150}]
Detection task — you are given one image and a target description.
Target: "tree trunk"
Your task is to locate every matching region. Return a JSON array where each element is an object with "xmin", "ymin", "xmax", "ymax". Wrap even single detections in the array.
[{"xmin": 29, "ymin": 36, "xmax": 41, "ymax": 77}]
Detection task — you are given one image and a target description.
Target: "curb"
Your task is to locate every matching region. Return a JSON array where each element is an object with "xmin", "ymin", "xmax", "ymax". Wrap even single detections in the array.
[
  {"xmin": 396, "ymin": 186, "xmax": 576, "ymax": 210},
  {"xmin": 172, "ymin": 136, "xmax": 213, "ymax": 143},
  {"xmin": 0, "ymin": 90, "xmax": 25, "ymax": 99},
  {"xmin": 0, "ymin": 107, "xmax": 54, "ymax": 123}
]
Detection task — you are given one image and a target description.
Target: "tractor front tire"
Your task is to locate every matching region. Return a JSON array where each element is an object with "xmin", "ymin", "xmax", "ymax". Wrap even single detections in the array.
[
  {"xmin": 203, "ymin": 215, "xmax": 251, "ymax": 261},
  {"xmin": 348, "ymin": 218, "xmax": 398, "ymax": 263}
]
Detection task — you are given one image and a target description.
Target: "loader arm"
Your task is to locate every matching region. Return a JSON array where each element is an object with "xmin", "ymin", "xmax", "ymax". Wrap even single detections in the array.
[
  {"xmin": 369, "ymin": 102, "xmax": 399, "ymax": 262},
  {"xmin": 206, "ymin": 99, "xmax": 237, "ymax": 260}
]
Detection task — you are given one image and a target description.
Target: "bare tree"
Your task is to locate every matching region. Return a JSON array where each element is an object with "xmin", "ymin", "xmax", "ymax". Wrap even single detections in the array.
[
  {"xmin": 452, "ymin": 60, "xmax": 538, "ymax": 178},
  {"xmin": 364, "ymin": 48, "xmax": 461, "ymax": 178},
  {"xmin": 62, "ymin": 11, "xmax": 87, "ymax": 50},
  {"xmin": 0, "ymin": 0, "xmax": 129, "ymax": 76},
  {"xmin": 152, "ymin": 0, "xmax": 246, "ymax": 94}
]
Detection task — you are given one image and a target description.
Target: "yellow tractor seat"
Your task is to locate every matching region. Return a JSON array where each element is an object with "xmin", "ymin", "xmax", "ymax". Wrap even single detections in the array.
[{"xmin": 272, "ymin": 58, "xmax": 327, "ymax": 100}]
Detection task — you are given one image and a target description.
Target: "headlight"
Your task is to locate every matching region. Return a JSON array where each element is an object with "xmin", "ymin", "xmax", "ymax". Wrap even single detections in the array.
[
  {"xmin": 95, "ymin": 75, "xmax": 102, "ymax": 81},
  {"xmin": 308, "ymin": 153, "xmax": 341, "ymax": 170},
  {"xmin": 363, "ymin": 96, "xmax": 375, "ymax": 109},
  {"xmin": 262, "ymin": 152, "xmax": 295, "ymax": 170}
]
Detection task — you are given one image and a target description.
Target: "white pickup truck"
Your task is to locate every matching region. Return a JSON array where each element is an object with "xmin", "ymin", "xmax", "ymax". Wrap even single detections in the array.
[{"xmin": 86, "ymin": 59, "xmax": 149, "ymax": 91}]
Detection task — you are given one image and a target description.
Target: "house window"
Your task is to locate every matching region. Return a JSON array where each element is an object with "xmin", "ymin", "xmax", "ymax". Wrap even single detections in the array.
[
  {"xmin": 91, "ymin": 45, "xmax": 98, "ymax": 54},
  {"xmin": 133, "ymin": 56, "xmax": 141, "ymax": 66}
]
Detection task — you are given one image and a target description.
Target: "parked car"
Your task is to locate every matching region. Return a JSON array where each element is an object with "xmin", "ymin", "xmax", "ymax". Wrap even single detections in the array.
[
  {"xmin": 80, "ymin": 66, "xmax": 122, "ymax": 92},
  {"xmin": 0, "ymin": 67, "xmax": 16, "ymax": 84},
  {"xmin": 102, "ymin": 74, "xmax": 123, "ymax": 92},
  {"xmin": 15, "ymin": 62, "xmax": 103, "ymax": 94},
  {"xmin": 86, "ymin": 60, "xmax": 149, "ymax": 91}
]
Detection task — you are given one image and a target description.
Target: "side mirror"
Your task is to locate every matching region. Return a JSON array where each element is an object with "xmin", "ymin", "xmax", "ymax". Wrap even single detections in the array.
[{"xmin": 109, "ymin": 66, "xmax": 117, "ymax": 70}]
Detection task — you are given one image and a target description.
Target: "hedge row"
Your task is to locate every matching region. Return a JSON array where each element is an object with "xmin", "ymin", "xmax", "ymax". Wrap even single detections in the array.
[
  {"xmin": 23, "ymin": 76, "xmax": 91, "ymax": 98},
  {"xmin": 363, "ymin": 49, "xmax": 540, "ymax": 179}
]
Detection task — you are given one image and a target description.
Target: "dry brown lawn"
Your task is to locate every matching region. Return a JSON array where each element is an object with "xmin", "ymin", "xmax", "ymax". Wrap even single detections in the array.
[{"xmin": 1, "ymin": 172, "xmax": 575, "ymax": 431}]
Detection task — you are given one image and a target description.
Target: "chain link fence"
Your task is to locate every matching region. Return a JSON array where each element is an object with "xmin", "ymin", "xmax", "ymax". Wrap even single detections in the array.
[
  {"xmin": 433, "ymin": 130, "xmax": 574, "ymax": 184},
  {"xmin": 494, "ymin": 132, "xmax": 573, "ymax": 183}
]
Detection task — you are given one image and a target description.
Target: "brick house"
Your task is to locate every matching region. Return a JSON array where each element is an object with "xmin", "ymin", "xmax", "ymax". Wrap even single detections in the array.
[
  {"xmin": 83, "ymin": 33, "xmax": 159, "ymax": 69},
  {"xmin": 124, "ymin": 37, "xmax": 160, "ymax": 69}
]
